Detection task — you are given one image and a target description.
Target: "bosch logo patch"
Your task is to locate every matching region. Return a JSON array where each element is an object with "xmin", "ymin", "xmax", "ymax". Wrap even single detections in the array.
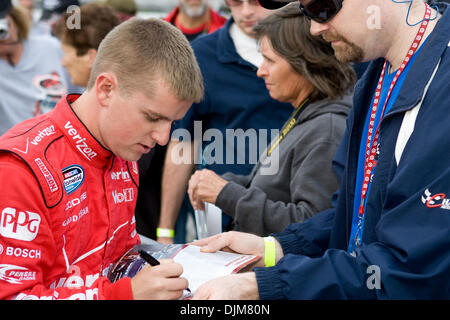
[{"xmin": 0, "ymin": 244, "xmax": 42, "ymax": 260}]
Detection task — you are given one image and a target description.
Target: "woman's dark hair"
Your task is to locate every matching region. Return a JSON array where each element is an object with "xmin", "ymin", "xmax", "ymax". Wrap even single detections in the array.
[
  {"xmin": 253, "ymin": 3, "xmax": 356, "ymax": 102},
  {"xmin": 55, "ymin": 3, "xmax": 120, "ymax": 56}
]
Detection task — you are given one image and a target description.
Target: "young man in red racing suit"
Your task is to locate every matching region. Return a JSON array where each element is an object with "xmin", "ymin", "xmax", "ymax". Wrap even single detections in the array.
[
  {"xmin": 0, "ymin": 17, "xmax": 204, "ymax": 300},
  {"xmin": 0, "ymin": 95, "xmax": 140, "ymax": 299}
]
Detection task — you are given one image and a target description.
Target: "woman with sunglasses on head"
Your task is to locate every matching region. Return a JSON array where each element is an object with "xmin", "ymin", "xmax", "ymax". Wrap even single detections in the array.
[{"xmin": 188, "ymin": 2, "xmax": 356, "ymax": 236}]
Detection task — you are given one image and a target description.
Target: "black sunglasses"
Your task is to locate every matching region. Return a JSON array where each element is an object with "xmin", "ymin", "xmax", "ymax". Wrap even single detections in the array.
[
  {"xmin": 257, "ymin": 0, "xmax": 294, "ymax": 10},
  {"xmin": 299, "ymin": 0, "xmax": 343, "ymax": 23}
]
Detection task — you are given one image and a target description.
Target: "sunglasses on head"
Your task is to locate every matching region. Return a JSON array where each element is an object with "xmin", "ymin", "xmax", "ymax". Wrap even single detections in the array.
[
  {"xmin": 299, "ymin": 0, "xmax": 343, "ymax": 23},
  {"xmin": 257, "ymin": 0, "xmax": 343, "ymax": 23},
  {"xmin": 257, "ymin": 0, "xmax": 294, "ymax": 9},
  {"xmin": 226, "ymin": 0, "xmax": 260, "ymax": 7}
]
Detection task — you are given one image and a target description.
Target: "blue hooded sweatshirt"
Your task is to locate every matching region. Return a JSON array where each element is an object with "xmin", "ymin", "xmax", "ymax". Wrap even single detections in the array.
[{"xmin": 255, "ymin": 3, "xmax": 450, "ymax": 299}]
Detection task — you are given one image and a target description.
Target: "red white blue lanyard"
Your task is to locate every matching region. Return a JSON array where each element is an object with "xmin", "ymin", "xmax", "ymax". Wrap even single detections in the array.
[{"xmin": 357, "ymin": 5, "xmax": 432, "ymax": 219}]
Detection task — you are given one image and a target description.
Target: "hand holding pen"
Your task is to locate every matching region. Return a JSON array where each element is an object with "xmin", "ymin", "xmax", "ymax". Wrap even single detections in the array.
[
  {"xmin": 130, "ymin": 250, "xmax": 188, "ymax": 299},
  {"xmin": 138, "ymin": 250, "xmax": 192, "ymax": 298},
  {"xmin": 139, "ymin": 250, "xmax": 160, "ymax": 266}
]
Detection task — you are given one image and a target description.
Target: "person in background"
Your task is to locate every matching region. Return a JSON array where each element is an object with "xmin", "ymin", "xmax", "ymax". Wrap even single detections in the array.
[
  {"xmin": 105, "ymin": 0, "xmax": 137, "ymax": 23},
  {"xmin": 155, "ymin": 0, "xmax": 293, "ymax": 244},
  {"xmin": 192, "ymin": 0, "xmax": 450, "ymax": 300},
  {"xmin": 17, "ymin": 0, "xmax": 33, "ymax": 21},
  {"xmin": 187, "ymin": 3, "xmax": 356, "ymax": 236},
  {"xmin": 35, "ymin": 0, "xmax": 79, "ymax": 36},
  {"xmin": 164, "ymin": 0, "xmax": 227, "ymax": 41},
  {"xmin": 54, "ymin": 2, "xmax": 120, "ymax": 88},
  {"xmin": 33, "ymin": 0, "xmax": 84, "ymax": 95},
  {"xmin": 0, "ymin": 0, "xmax": 66, "ymax": 136}
]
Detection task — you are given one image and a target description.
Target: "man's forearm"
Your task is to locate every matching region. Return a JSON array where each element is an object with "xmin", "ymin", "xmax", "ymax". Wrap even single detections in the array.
[{"xmin": 158, "ymin": 140, "xmax": 196, "ymax": 230}]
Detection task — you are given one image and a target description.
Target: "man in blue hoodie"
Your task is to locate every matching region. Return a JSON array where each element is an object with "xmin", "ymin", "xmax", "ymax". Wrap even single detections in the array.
[{"xmin": 193, "ymin": 0, "xmax": 450, "ymax": 299}]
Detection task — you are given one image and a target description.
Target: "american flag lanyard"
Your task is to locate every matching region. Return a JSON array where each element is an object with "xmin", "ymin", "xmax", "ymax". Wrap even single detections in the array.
[{"xmin": 354, "ymin": 5, "xmax": 432, "ymax": 248}]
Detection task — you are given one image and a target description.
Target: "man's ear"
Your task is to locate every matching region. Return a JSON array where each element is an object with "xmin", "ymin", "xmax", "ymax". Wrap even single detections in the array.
[{"xmin": 95, "ymin": 72, "xmax": 118, "ymax": 107}]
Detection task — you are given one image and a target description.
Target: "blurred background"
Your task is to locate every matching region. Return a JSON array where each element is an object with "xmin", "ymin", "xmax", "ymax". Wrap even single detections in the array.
[{"xmin": 20, "ymin": 0, "xmax": 229, "ymax": 19}]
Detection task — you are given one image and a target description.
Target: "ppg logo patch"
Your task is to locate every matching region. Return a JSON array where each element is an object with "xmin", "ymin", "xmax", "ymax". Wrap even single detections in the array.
[{"xmin": 62, "ymin": 165, "xmax": 84, "ymax": 195}]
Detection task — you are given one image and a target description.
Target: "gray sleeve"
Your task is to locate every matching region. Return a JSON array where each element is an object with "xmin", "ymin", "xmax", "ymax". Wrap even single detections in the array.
[
  {"xmin": 220, "ymin": 171, "xmax": 253, "ymax": 187},
  {"xmin": 216, "ymin": 141, "xmax": 341, "ymax": 236}
]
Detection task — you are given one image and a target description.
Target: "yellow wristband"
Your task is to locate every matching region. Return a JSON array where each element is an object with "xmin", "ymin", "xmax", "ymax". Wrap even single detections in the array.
[
  {"xmin": 156, "ymin": 228, "xmax": 175, "ymax": 238},
  {"xmin": 264, "ymin": 236, "xmax": 276, "ymax": 267}
]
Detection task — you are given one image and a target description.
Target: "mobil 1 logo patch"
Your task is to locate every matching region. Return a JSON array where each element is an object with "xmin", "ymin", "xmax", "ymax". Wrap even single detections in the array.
[{"xmin": 62, "ymin": 165, "xmax": 85, "ymax": 194}]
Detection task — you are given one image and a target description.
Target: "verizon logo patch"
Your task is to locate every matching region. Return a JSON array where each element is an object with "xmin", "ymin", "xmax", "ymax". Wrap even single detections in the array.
[{"xmin": 64, "ymin": 121, "xmax": 97, "ymax": 160}]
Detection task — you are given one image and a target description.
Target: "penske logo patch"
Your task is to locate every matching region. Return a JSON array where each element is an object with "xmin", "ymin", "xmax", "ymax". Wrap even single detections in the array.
[{"xmin": 421, "ymin": 188, "xmax": 450, "ymax": 211}]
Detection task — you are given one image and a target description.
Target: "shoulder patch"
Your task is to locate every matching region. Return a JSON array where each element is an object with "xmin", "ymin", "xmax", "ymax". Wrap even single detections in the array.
[{"xmin": 0, "ymin": 119, "xmax": 64, "ymax": 208}]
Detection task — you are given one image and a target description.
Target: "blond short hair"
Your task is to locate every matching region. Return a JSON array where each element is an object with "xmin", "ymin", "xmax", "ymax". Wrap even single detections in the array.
[{"xmin": 87, "ymin": 18, "xmax": 204, "ymax": 103}]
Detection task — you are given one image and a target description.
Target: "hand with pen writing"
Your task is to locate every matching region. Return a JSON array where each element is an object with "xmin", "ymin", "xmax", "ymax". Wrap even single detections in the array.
[
  {"xmin": 130, "ymin": 258, "xmax": 189, "ymax": 300},
  {"xmin": 188, "ymin": 169, "xmax": 228, "ymax": 210}
]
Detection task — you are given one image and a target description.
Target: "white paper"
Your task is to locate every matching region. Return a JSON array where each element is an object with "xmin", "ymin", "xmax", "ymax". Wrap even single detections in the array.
[
  {"xmin": 194, "ymin": 209, "xmax": 208, "ymax": 239},
  {"xmin": 205, "ymin": 202, "xmax": 222, "ymax": 237},
  {"xmin": 173, "ymin": 245, "xmax": 259, "ymax": 293}
]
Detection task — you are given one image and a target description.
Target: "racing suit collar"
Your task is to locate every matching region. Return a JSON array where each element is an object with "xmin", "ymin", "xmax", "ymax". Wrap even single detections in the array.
[{"xmin": 49, "ymin": 94, "xmax": 114, "ymax": 168}]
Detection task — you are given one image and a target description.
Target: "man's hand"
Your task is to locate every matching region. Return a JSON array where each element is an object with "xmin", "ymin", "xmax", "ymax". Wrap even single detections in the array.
[
  {"xmin": 193, "ymin": 273, "xmax": 260, "ymax": 300},
  {"xmin": 130, "ymin": 259, "xmax": 188, "ymax": 300},
  {"xmin": 188, "ymin": 169, "xmax": 228, "ymax": 210},
  {"xmin": 192, "ymin": 231, "xmax": 284, "ymax": 268},
  {"xmin": 192, "ymin": 231, "xmax": 266, "ymax": 267}
]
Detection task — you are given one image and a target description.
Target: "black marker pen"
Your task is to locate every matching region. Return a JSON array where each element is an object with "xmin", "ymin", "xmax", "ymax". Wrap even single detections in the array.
[{"xmin": 139, "ymin": 250, "xmax": 160, "ymax": 266}]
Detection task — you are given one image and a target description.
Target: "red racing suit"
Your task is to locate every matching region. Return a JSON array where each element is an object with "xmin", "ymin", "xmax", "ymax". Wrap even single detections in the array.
[{"xmin": 0, "ymin": 95, "xmax": 140, "ymax": 299}]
